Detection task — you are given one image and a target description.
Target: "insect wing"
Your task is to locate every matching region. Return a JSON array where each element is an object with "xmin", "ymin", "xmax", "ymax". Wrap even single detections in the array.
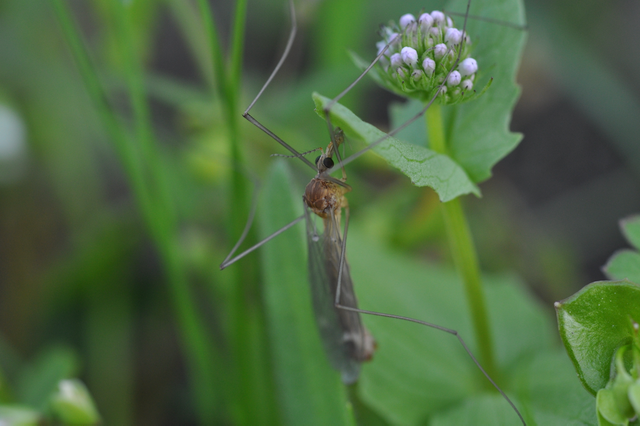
[{"xmin": 304, "ymin": 203, "xmax": 363, "ymax": 384}]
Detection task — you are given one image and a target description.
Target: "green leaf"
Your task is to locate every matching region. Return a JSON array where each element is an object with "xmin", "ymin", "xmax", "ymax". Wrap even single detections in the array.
[
  {"xmin": 345, "ymin": 221, "xmax": 558, "ymax": 425},
  {"xmin": 605, "ymin": 250, "xmax": 640, "ymax": 284},
  {"xmin": 628, "ymin": 381, "xmax": 640, "ymax": 414},
  {"xmin": 313, "ymin": 93, "xmax": 480, "ymax": 202},
  {"xmin": 257, "ymin": 160, "xmax": 355, "ymax": 426},
  {"xmin": 441, "ymin": 0, "xmax": 527, "ymax": 183},
  {"xmin": 431, "ymin": 393, "xmax": 524, "ymax": 426},
  {"xmin": 556, "ymin": 281, "xmax": 640, "ymax": 395},
  {"xmin": 621, "ymin": 216, "xmax": 640, "ymax": 251},
  {"xmin": 604, "ymin": 216, "xmax": 640, "ymax": 283},
  {"xmin": 510, "ymin": 350, "xmax": 597, "ymax": 425},
  {"xmin": 597, "ymin": 389, "xmax": 628, "ymax": 426}
]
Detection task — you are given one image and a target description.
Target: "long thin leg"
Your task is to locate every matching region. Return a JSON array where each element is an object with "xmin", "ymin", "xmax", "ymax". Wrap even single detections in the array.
[
  {"xmin": 220, "ymin": 214, "xmax": 304, "ymax": 269},
  {"xmin": 241, "ymin": 0, "xmax": 315, "ymax": 171},
  {"xmin": 330, "ymin": 185, "xmax": 526, "ymax": 425},
  {"xmin": 335, "ymin": 304, "xmax": 526, "ymax": 425}
]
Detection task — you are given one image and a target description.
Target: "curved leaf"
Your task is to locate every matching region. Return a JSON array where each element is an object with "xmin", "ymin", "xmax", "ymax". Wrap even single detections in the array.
[
  {"xmin": 313, "ymin": 93, "xmax": 479, "ymax": 202},
  {"xmin": 555, "ymin": 281, "xmax": 640, "ymax": 395},
  {"xmin": 442, "ymin": 0, "xmax": 527, "ymax": 183}
]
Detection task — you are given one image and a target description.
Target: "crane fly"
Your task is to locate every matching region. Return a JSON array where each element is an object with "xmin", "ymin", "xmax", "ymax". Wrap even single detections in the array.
[
  {"xmin": 303, "ymin": 128, "xmax": 375, "ymax": 383},
  {"xmin": 221, "ymin": 0, "xmax": 527, "ymax": 423}
]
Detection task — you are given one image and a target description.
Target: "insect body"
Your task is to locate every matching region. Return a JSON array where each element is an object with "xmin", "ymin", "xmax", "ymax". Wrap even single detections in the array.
[{"xmin": 303, "ymin": 129, "xmax": 375, "ymax": 383}]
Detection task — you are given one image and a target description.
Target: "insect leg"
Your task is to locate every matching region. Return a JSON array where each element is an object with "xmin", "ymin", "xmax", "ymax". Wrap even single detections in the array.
[
  {"xmin": 241, "ymin": 0, "xmax": 315, "ymax": 171},
  {"xmin": 220, "ymin": 213, "xmax": 304, "ymax": 270}
]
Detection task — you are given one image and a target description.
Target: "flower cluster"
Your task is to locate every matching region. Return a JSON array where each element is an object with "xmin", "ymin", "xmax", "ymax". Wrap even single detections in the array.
[{"xmin": 374, "ymin": 11, "xmax": 487, "ymax": 105}]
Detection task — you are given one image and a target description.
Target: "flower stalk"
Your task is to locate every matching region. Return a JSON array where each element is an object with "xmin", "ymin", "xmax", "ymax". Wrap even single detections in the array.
[{"xmin": 426, "ymin": 104, "xmax": 498, "ymax": 386}]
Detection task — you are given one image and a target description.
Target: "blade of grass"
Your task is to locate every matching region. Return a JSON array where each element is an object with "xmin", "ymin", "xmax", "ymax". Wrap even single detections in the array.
[
  {"xmin": 51, "ymin": 1, "xmax": 222, "ymax": 423},
  {"xmin": 194, "ymin": 0, "xmax": 279, "ymax": 424}
]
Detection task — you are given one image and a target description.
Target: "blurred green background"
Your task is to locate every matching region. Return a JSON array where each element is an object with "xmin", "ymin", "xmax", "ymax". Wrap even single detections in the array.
[{"xmin": 0, "ymin": 0, "xmax": 639, "ymax": 424}]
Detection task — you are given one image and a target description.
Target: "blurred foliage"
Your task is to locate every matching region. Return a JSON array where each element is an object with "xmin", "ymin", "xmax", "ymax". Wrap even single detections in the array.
[{"xmin": 0, "ymin": 0, "xmax": 638, "ymax": 425}]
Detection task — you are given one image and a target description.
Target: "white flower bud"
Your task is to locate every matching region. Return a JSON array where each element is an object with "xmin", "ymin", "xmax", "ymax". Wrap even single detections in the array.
[
  {"xmin": 430, "ymin": 27, "xmax": 440, "ymax": 38},
  {"xmin": 459, "ymin": 58, "xmax": 478, "ymax": 76},
  {"xmin": 376, "ymin": 41, "xmax": 386, "ymax": 56},
  {"xmin": 399, "ymin": 14, "xmax": 416, "ymax": 29},
  {"xmin": 434, "ymin": 43, "xmax": 447, "ymax": 59},
  {"xmin": 401, "ymin": 46, "xmax": 418, "ymax": 66},
  {"xmin": 445, "ymin": 28, "xmax": 462, "ymax": 45},
  {"xmin": 422, "ymin": 57, "xmax": 435, "ymax": 75},
  {"xmin": 461, "ymin": 79, "xmax": 473, "ymax": 90},
  {"xmin": 419, "ymin": 13, "xmax": 433, "ymax": 30},
  {"xmin": 411, "ymin": 70, "xmax": 423, "ymax": 81},
  {"xmin": 397, "ymin": 68, "xmax": 407, "ymax": 79},
  {"xmin": 439, "ymin": 85, "xmax": 447, "ymax": 95},
  {"xmin": 390, "ymin": 53, "xmax": 402, "ymax": 68},
  {"xmin": 431, "ymin": 11, "xmax": 445, "ymax": 26},
  {"xmin": 447, "ymin": 70, "xmax": 461, "ymax": 86}
]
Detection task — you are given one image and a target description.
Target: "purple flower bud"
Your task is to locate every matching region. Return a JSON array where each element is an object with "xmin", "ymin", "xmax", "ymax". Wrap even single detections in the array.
[
  {"xmin": 397, "ymin": 68, "xmax": 407, "ymax": 79},
  {"xmin": 419, "ymin": 13, "xmax": 433, "ymax": 30},
  {"xmin": 390, "ymin": 53, "xmax": 402, "ymax": 68},
  {"xmin": 461, "ymin": 79, "xmax": 473, "ymax": 90},
  {"xmin": 445, "ymin": 28, "xmax": 462, "ymax": 45},
  {"xmin": 399, "ymin": 14, "xmax": 416, "ymax": 29},
  {"xmin": 431, "ymin": 11, "xmax": 445, "ymax": 26},
  {"xmin": 422, "ymin": 57, "xmax": 435, "ymax": 75},
  {"xmin": 411, "ymin": 70, "xmax": 423, "ymax": 81},
  {"xmin": 434, "ymin": 43, "xmax": 447, "ymax": 60},
  {"xmin": 401, "ymin": 46, "xmax": 418, "ymax": 66},
  {"xmin": 459, "ymin": 58, "xmax": 478, "ymax": 76},
  {"xmin": 447, "ymin": 70, "xmax": 461, "ymax": 86}
]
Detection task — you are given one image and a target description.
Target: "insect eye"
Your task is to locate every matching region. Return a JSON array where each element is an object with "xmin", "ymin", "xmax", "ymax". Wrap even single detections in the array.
[
  {"xmin": 323, "ymin": 157, "xmax": 334, "ymax": 169},
  {"xmin": 314, "ymin": 155, "xmax": 322, "ymax": 167}
]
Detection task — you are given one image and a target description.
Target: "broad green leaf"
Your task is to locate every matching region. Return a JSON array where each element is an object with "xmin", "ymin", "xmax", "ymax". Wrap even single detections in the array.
[
  {"xmin": 605, "ymin": 250, "xmax": 640, "ymax": 284},
  {"xmin": 598, "ymin": 389, "xmax": 628, "ymax": 425},
  {"xmin": 441, "ymin": 0, "xmax": 526, "ymax": 183},
  {"xmin": 556, "ymin": 281, "xmax": 640, "ymax": 395},
  {"xmin": 258, "ymin": 160, "xmax": 355, "ymax": 426},
  {"xmin": 628, "ymin": 381, "xmax": 640, "ymax": 414},
  {"xmin": 345, "ymin": 222, "xmax": 555, "ymax": 425},
  {"xmin": 604, "ymin": 216, "xmax": 640, "ymax": 283},
  {"xmin": 509, "ymin": 350, "xmax": 597, "ymax": 425},
  {"xmin": 313, "ymin": 93, "xmax": 480, "ymax": 202},
  {"xmin": 621, "ymin": 216, "xmax": 640, "ymax": 251}
]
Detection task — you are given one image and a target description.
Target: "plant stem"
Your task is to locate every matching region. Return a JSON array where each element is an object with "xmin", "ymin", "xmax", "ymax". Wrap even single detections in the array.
[
  {"xmin": 196, "ymin": 1, "xmax": 279, "ymax": 424},
  {"xmin": 425, "ymin": 104, "xmax": 498, "ymax": 386}
]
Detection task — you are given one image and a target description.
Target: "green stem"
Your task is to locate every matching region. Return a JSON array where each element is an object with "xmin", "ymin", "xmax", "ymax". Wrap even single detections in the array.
[
  {"xmin": 425, "ymin": 104, "xmax": 498, "ymax": 386},
  {"xmin": 195, "ymin": 1, "xmax": 279, "ymax": 425}
]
